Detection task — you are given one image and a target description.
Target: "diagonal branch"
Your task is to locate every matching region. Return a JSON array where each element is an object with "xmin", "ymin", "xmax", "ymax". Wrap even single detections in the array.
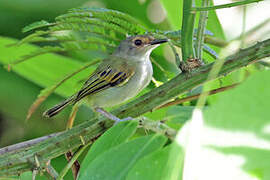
[
  {"xmin": 192, "ymin": 0, "xmax": 264, "ymax": 11},
  {"xmin": 0, "ymin": 38, "xmax": 270, "ymax": 176}
]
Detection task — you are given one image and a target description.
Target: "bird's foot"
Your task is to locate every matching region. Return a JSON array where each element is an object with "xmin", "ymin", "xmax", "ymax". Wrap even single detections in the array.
[{"xmin": 95, "ymin": 107, "xmax": 132, "ymax": 125}]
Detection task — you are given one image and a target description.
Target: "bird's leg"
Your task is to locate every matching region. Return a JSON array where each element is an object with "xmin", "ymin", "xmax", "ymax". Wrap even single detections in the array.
[{"xmin": 95, "ymin": 107, "xmax": 132, "ymax": 124}]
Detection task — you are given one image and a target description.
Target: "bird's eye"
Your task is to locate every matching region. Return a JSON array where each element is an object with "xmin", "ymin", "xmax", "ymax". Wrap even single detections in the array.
[{"xmin": 134, "ymin": 39, "xmax": 142, "ymax": 46}]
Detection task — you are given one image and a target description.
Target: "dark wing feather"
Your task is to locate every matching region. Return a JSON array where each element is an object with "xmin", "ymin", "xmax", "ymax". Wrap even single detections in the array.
[{"xmin": 73, "ymin": 58, "xmax": 135, "ymax": 103}]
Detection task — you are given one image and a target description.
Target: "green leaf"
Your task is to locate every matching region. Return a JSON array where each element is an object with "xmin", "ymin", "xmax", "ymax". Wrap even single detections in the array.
[
  {"xmin": 78, "ymin": 134, "xmax": 167, "ymax": 180},
  {"xmin": 127, "ymin": 143, "xmax": 184, "ymax": 180},
  {"xmin": 166, "ymin": 106, "xmax": 194, "ymax": 124},
  {"xmin": 22, "ymin": 20, "xmax": 52, "ymax": 33},
  {"xmin": 20, "ymin": 171, "xmax": 32, "ymax": 180},
  {"xmin": 180, "ymin": 70, "xmax": 270, "ymax": 179},
  {"xmin": 79, "ymin": 121, "xmax": 138, "ymax": 176},
  {"xmin": 0, "ymin": 37, "xmax": 97, "ymax": 98},
  {"xmin": 204, "ymin": 70, "xmax": 270, "ymax": 130}
]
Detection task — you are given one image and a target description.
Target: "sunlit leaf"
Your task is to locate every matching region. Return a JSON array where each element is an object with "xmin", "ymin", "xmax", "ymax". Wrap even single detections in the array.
[
  {"xmin": 79, "ymin": 120, "xmax": 138, "ymax": 177},
  {"xmin": 79, "ymin": 134, "xmax": 167, "ymax": 180},
  {"xmin": 179, "ymin": 70, "xmax": 270, "ymax": 179},
  {"xmin": 127, "ymin": 143, "xmax": 184, "ymax": 180}
]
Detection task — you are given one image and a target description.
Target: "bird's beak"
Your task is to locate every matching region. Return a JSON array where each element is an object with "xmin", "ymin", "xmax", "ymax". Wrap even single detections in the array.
[{"xmin": 150, "ymin": 38, "xmax": 168, "ymax": 45}]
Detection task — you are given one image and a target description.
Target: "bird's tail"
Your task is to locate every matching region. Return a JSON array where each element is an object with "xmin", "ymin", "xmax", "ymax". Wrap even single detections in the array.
[{"xmin": 43, "ymin": 97, "xmax": 74, "ymax": 118}]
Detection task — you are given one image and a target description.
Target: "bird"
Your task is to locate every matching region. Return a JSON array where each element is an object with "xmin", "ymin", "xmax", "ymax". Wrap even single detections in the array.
[{"xmin": 43, "ymin": 34, "xmax": 167, "ymax": 122}]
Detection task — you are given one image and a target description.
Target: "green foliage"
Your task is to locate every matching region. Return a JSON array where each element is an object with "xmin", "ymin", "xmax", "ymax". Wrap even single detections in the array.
[
  {"xmin": 79, "ymin": 121, "xmax": 138, "ymax": 175},
  {"xmin": 79, "ymin": 123, "xmax": 167, "ymax": 180},
  {"xmin": 20, "ymin": 171, "xmax": 33, "ymax": 180},
  {"xmin": 0, "ymin": 37, "xmax": 94, "ymax": 98},
  {"xmin": 127, "ymin": 143, "xmax": 184, "ymax": 180},
  {"xmin": 22, "ymin": 20, "xmax": 53, "ymax": 33},
  {"xmin": 14, "ymin": 7, "xmax": 146, "ymax": 61},
  {"xmin": 177, "ymin": 70, "xmax": 270, "ymax": 179}
]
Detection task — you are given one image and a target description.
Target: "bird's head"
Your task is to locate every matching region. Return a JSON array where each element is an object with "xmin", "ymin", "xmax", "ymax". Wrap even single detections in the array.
[{"xmin": 114, "ymin": 35, "xmax": 167, "ymax": 61}]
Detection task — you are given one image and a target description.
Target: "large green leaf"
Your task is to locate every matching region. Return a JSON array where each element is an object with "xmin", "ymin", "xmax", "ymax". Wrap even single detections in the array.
[
  {"xmin": 79, "ymin": 121, "xmax": 138, "ymax": 177},
  {"xmin": 0, "ymin": 37, "xmax": 97, "ymax": 98},
  {"xmin": 179, "ymin": 70, "xmax": 270, "ymax": 179},
  {"xmin": 78, "ymin": 134, "xmax": 167, "ymax": 180},
  {"xmin": 127, "ymin": 142, "xmax": 184, "ymax": 180}
]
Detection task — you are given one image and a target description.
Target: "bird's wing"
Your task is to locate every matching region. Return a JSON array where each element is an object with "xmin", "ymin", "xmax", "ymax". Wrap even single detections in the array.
[{"xmin": 73, "ymin": 57, "xmax": 135, "ymax": 103}]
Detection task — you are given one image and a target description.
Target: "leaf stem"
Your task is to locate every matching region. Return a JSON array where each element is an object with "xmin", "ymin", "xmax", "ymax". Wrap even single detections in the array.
[
  {"xmin": 181, "ymin": 0, "xmax": 196, "ymax": 62},
  {"xmin": 195, "ymin": 0, "xmax": 211, "ymax": 60},
  {"xmin": 45, "ymin": 163, "xmax": 59, "ymax": 179},
  {"xmin": 192, "ymin": 0, "xmax": 263, "ymax": 11}
]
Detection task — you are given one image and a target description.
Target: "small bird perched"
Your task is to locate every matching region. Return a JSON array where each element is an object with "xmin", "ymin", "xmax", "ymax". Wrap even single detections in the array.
[{"xmin": 43, "ymin": 35, "xmax": 167, "ymax": 122}]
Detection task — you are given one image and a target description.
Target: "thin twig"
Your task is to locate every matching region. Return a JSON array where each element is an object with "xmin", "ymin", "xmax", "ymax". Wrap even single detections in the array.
[
  {"xmin": 65, "ymin": 151, "xmax": 81, "ymax": 180},
  {"xmin": 240, "ymin": 6, "xmax": 247, "ymax": 48},
  {"xmin": 204, "ymin": 36, "xmax": 228, "ymax": 47},
  {"xmin": 65, "ymin": 104, "xmax": 80, "ymax": 179},
  {"xmin": 138, "ymin": 118, "xmax": 177, "ymax": 140},
  {"xmin": 235, "ymin": 17, "xmax": 270, "ymax": 41},
  {"xmin": 195, "ymin": 0, "xmax": 210, "ymax": 60},
  {"xmin": 26, "ymin": 59, "xmax": 100, "ymax": 120},
  {"xmin": 45, "ymin": 161, "xmax": 59, "ymax": 180},
  {"xmin": 57, "ymin": 144, "xmax": 90, "ymax": 180},
  {"xmin": 192, "ymin": 0, "xmax": 263, "ymax": 11},
  {"xmin": 157, "ymin": 83, "xmax": 239, "ymax": 109}
]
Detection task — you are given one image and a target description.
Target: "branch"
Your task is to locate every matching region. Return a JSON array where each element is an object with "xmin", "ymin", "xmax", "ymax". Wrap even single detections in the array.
[
  {"xmin": 192, "ymin": 0, "xmax": 263, "ymax": 11},
  {"xmin": 0, "ymin": 38, "xmax": 270, "ymax": 176},
  {"xmin": 195, "ymin": 0, "xmax": 210, "ymax": 59},
  {"xmin": 181, "ymin": 0, "xmax": 196, "ymax": 62}
]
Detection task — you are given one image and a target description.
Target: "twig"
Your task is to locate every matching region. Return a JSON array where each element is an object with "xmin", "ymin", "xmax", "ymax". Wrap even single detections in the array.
[
  {"xmin": 163, "ymin": 30, "xmax": 228, "ymax": 48},
  {"xmin": 45, "ymin": 162, "xmax": 59, "ymax": 180},
  {"xmin": 65, "ymin": 151, "xmax": 80, "ymax": 180},
  {"xmin": 192, "ymin": 0, "xmax": 263, "ymax": 11},
  {"xmin": 195, "ymin": 0, "xmax": 210, "ymax": 60},
  {"xmin": 65, "ymin": 104, "xmax": 80, "ymax": 179},
  {"xmin": 157, "ymin": 83, "xmax": 239, "ymax": 109},
  {"xmin": 181, "ymin": 0, "xmax": 196, "ymax": 63},
  {"xmin": 235, "ymin": 18, "xmax": 270, "ymax": 41},
  {"xmin": 240, "ymin": 6, "xmax": 247, "ymax": 48},
  {"xmin": 138, "ymin": 118, "xmax": 177, "ymax": 140},
  {"xmin": 57, "ymin": 144, "xmax": 90, "ymax": 180},
  {"xmin": 204, "ymin": 36, "xmax": 228, "ymax": 47},
  {"xmin": 26, "ymin": 60, "xmax": 100, "ymax": 120}
]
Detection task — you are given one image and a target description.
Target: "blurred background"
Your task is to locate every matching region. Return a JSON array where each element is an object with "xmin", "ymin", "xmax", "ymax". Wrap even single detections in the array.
[{"xmin": 0, "ymin": 0, "xmax": 269, "ymax": 178}]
